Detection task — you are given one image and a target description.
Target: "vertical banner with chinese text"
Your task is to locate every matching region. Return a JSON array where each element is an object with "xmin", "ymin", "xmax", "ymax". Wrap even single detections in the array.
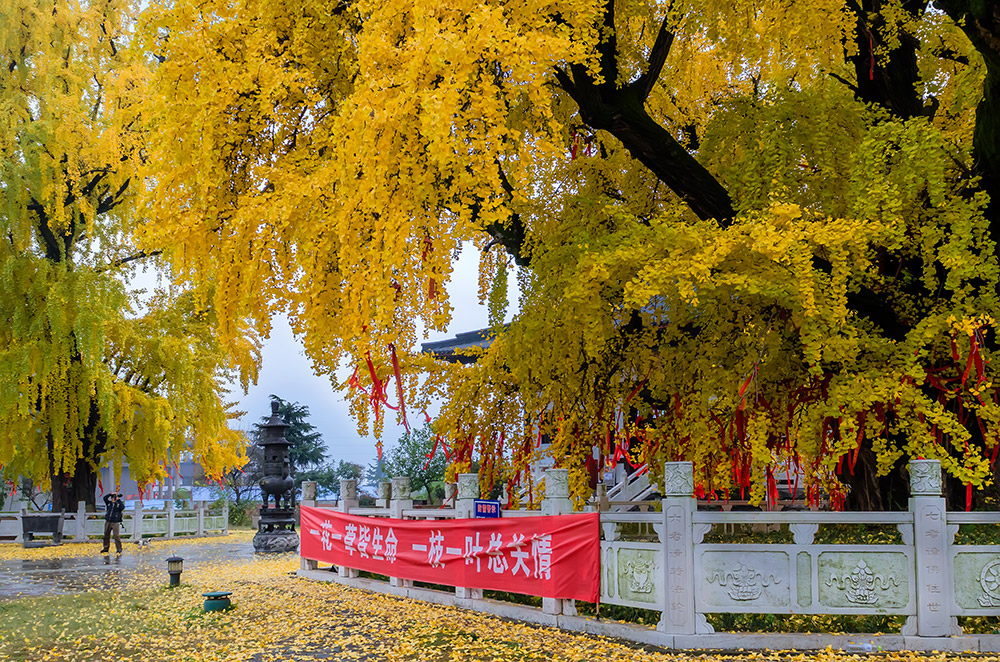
[{"xmin": 300, "ymin": 506, "xmax": 599, "ymax": 602}]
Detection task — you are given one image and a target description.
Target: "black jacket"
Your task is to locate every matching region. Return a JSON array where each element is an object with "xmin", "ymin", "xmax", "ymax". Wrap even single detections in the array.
[{"xmin": 103, "ymin": 494, "xmax": 125, "ymax": 523}]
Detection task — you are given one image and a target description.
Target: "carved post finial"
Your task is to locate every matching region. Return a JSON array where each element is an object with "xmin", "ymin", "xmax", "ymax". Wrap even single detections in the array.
[
  {"xmin": 664, "ymin": 461, "xmax": 695, "ymax": 497},
  {"xmin": 391, "ymin": 476, "xmax": 411, "ymax": 500},
  {"xmin": 457, "ymin": 473, "xmax": 480, "ymax": 500},
  {"xmin": 545, "ymin": 468, "xmax": 570, "ymax": 499},
  {"xmin": 909, "ymin": 459, "xmax": 942, "ymax": 496}
]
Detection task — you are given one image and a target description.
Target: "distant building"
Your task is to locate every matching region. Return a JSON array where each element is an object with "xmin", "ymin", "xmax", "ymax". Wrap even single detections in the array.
[
  {"xmin": 420, "ymin": 327, "xmax": 503, "ymax": 364},
  {"xmin": 96, "ymin": 458, "xmax": 205, "ymax": 503}
]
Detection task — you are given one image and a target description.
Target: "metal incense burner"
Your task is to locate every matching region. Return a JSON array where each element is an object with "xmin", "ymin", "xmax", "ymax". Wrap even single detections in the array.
[{"xmin": 252, "ymin": 401, "xmax": 300, "ymax": 553}]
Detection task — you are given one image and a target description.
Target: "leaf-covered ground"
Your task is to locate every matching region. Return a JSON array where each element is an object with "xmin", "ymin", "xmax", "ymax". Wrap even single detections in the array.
[{"xmin": 0, "ymin": 534, "xmax": 993, "ymax": 661}]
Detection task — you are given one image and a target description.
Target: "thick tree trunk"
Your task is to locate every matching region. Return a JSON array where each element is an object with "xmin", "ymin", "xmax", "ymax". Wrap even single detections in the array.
[
  {"xmin": 847, "ymin": 0, "xmax": 928, "ymax": 120},
  {"xmin": 836, "ymin": 442, "xmax": 910, "ymax": 511},
  {"xmin": 48, "ymin": 401, "xmax": 106, "ymax": 512},
  {"xmin": 553, "ymin": 0, "xmax": 736, "ymax": 224},
  {"xmin": 941, "ymin": 2, "xmax": 1000, "ymax": 254},
  {"xmin": 50, "ymin": 454, "xmax": 99, "ymax": 512}
]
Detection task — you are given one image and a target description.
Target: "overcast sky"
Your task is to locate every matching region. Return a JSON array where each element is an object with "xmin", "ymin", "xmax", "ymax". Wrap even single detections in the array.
[{"xmin": 232, "ymin": 245, "xmax": 517, "ymax": 468}]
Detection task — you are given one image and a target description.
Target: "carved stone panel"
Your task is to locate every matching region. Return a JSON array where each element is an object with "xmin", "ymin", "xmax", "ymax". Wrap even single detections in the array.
[
  {"xmin": 953, "ymin": 552, "xmax": 1000, "ymax": 610},
  {"xmin": 617, "ymin": 548, "xmax": 661, "ymax": 604},
  {"xmin": 699, "ymin": 551, "xmax": 790, "ymax": 608},
  {"xmin": 545, "ymin": 468, "xmax": 570, "ymax": 499},
  {"xmin": 457, "ymin": 473, "xmax": 480, "ymax": 500},
  {"xmin": 797, "ymin": 552, "xmax": 812, "ymax": 607},
  {"xmin": 390, "ymin": 476, "xmax": 410, "ymax": 500},
  {"xmin": 908, "ymin": 459, "xmax": 942, "ymax": 496},
  {"xmin": 601, "ymin": 546, "xmax": 617, "ymax": 599},
  {"xmin": 664, "ymin": 462, "xmax": 694, "ymax": 497},
  {"xmin": 817, "ymin": 552, "xmax": 909, "ymax": 610}
]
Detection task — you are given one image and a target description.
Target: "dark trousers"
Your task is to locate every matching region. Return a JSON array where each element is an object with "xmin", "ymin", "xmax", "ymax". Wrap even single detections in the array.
[{"xmin": 102, "ymin": 521, "xmax": 122, "ymax": 553}]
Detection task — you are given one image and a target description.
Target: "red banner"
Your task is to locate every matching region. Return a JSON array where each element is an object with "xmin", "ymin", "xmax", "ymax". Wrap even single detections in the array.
[{"xmin": 300, "ymin": 506, "xmax": 599, "ymax": 602}]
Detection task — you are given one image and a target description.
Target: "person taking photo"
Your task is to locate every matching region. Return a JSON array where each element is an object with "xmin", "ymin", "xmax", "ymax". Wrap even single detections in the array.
[{"xmin": 100, "ymin": 492, "xmax": 125, "ymax": 554}]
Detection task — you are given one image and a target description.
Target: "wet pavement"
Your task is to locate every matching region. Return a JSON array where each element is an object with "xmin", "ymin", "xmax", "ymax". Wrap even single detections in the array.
[{"xmin": 0, "ymin": 536, "xmax": 258, "ymax": 599}]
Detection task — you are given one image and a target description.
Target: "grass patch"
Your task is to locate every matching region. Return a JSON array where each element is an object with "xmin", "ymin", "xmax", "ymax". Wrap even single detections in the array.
[
  {"xmin": 699, "ymin": 522, "xmax": 904, "ymax": 545},
  {"xmin": 407, "ymin": 628, "xmax": 539, "ymax": 661},
  {"xmin": 483, "ymin": 590, "xmax": 542, "ymax": 607},
  {"xmin": 959, "ymin": 616, "xmax": 1000, "ymax": 634},
  {"xmin": 953, "ymin": 524, "xmax": 1000, "ymax": 545},
  {"xmin": 701, "ymin": 524, "xmax": 793, "ymax": 544},
  {"xmin": 575, "ymin": 601, "xmax": 659, "ymax": 626},
  {"xmin": 814, "ymin": 523, "xmax": 902, "ymax": 545},
  {"xmin": 613, "ymin": 522, "xmax": 660, "ymax": 542},
  {"xmin": 706, "ymin": 612, "xmax": 905, "ymax": 634},
  {"xmin": 0, "ymin": 587, "xmax": 203, "ymax": 661}
]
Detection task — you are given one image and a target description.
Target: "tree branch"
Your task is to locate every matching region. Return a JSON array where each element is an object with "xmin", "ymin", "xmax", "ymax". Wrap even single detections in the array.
[
  {"xmin": 554, "ymin": 2, "xmax": 735, "ymax": 224},
  {"xmin": 632, "ymin": 16, "xmax": 674, "ymax": 102},
  {"xmin": 937, "ymin": 0, "xmax": 1000, "ymax": 249},
  {"xmin": 97, "ymin": 249, "xmax": 163, "ymax": 273}
]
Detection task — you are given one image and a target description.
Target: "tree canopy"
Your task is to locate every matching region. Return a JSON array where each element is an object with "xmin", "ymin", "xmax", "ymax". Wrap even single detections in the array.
[
  {"xmin": 252, "ymin": 396, "xmax": 327, "ymax": 471},
  {"xmin": 139, "ymin": 0, "xmax": 1000, "ymax": 509},
  {"xmin": 0, "ymin": 0, "xmax": 257, "ymax": 509},
  {"xmin": 379, "ymin": 424, "xmax": 448, "ymax": 503}
]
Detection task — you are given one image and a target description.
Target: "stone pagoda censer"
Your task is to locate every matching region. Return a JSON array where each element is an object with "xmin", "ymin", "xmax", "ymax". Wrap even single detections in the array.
[{"xmin": 252, "ymin": 401, "xmax": 300, "ymax": 553}]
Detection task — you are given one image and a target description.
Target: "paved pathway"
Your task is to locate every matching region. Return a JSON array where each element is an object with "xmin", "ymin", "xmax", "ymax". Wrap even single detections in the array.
[{"xmin": 0, "ymin": 537, "xmax": 258, "ymax": 599}]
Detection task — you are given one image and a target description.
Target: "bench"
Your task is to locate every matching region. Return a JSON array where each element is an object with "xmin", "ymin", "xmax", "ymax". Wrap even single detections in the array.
[{"xmin": 22, "ymin": 513, "xmax": 65, "ymax": 547}]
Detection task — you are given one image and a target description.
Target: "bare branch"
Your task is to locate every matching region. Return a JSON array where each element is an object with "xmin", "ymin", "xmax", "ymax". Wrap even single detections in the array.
[
  {"xmin": 633, "ymin": 17, "xmax": 675, "ymax": 102},
  {"xmin": 97, "ymin": 248, "xmax": 163, "ymax": 273}
]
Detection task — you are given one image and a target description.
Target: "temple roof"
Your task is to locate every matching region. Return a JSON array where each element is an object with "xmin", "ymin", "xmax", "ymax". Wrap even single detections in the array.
[{"xmin": 420, "ymin": 327, "xmax": 505, "ymax": 363}]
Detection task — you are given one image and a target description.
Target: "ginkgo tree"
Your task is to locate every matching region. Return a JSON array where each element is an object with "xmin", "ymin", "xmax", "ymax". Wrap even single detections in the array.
[
  {"xmin": 0, "ymin": 0, "xmax": 258, "ymax": 510},
  {"xmin": 140, "ymin": 0, "xmax": 1000, "ymax": 510}
]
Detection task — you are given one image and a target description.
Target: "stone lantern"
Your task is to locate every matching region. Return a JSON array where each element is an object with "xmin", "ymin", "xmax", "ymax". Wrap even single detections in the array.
[{"xmin": 252, "ymin": 401, "xmax": 299, "ymax": 553}]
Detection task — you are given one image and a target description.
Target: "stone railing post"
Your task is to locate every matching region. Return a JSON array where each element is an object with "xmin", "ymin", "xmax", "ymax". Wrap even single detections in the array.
[
  {"xmin": 541, "ymin": 468, "xmax": 571, "ymax": 516},
  {"xmin": 390, "ymin": 477, "xmax": 413, "ymax": 518},
  {"xmin": 75, "ymin": 501, "xmax": 87, "ymax": 540},
  {"xmin": 455, "ymin": 473, "xmax": 481, "ymax": 600},
  {"xmin": 542, "ymin": 468, "xmax": 576, "ymax": 616},
  {"xmin": 300, "ymin": 481, "xmax": 318, "ymax": 571},
  {"xmin": 15, "ymin": 506, "xmax": 25, "ymax": 544},
  {"xmin": 909, "ymin": 459, "xmax": 953, "ymax": 636},
  {"xmin": 338, "ymin": 479, "xmax": 359, "ymax": 579},
  {"xmin": 222, "ymin": 500, "xmax": 229, "ymax": 535},
  {"xmin": 455, "ymin": 474, "xmax": 479, "ymax": 518},
  {"xmin": 444, "ymin": 482, "xmax": 457, "ymax": 507},
  {"xmin": 389, "ymin": 477, "xmax": 414, "ymax": 588},
  {"xmin": 659, "ymin": 461, "xmax": 697, "ymax": 635},
  {"xmin": 377, "ymin": 480, "xmax": 391, "ymax": 508},
  {"xmin": 595, "ymin": 483, "xmax": 610, "ymax": 511},
  {"xmin": 166, "ymin": 499, "xmax": 175, "ymax": 539},
  {"xmin": 301, "ymin": 480, "xmax": 317, "ymax": 506},
  {"xmin": 133, "ymin": 501, "xmax": 143, "ymax": 542},
  {"xmin": 338, "ymin": 479, "xmax": 359, "ymax": 513},
  {"xmin": 196, "ymin": 503, "xmax": 205, "ymax": 537}
]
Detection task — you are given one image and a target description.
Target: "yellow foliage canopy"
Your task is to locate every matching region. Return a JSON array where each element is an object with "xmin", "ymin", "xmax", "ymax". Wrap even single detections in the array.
[
  {"xmin": 0, "ymin": 0, "xmax": 258, "ymax": 507},
  {"xmin": 140, "ymin": 0, "xmax": 1000, "ymax": 508}
]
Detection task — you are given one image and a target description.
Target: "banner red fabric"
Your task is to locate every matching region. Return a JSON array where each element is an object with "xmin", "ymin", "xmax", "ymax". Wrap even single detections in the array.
[{"xmin": 300, "ymin": 506, "xmax": 600, "ymax": 602}]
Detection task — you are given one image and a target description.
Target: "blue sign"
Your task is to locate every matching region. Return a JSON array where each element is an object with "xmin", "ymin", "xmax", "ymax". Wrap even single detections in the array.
[{"xmin": 473, "ymin": 499, "xmax": 502, "ymax": 518}]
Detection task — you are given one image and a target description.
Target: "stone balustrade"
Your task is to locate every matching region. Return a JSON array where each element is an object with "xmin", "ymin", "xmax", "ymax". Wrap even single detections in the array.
[
  {"xmin": 0, "ymin": 500, "xmax": 229, "ymax": 543},
  {"xmin": 300, "ymin": 461, "xmax": 1000, "ymax": 652}
]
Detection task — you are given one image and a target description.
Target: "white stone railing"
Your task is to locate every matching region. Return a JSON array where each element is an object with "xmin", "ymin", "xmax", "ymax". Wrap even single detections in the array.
[
  {"xmin": 0, "ymin": 500, "xmax": 228, "ymax": 543},
  {"xmin": 299, "ymin": 460, "xmax": 1000, "ymax": 652}
]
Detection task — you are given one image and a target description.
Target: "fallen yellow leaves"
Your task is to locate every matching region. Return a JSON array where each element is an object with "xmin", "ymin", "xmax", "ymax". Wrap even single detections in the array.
[
  {"xmin": 0, "ymin": 532, "xmax": 254, "ymax": 563},
  {"xmin": 0, "ymin": 537, "xmax": 993, "ymax": 661}
]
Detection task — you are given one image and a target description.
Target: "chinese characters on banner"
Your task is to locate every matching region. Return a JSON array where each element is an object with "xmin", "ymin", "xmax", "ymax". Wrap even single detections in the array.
[{"xmin": 300, "ymin": 506, "xmax": 600, "ymax": 602}]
